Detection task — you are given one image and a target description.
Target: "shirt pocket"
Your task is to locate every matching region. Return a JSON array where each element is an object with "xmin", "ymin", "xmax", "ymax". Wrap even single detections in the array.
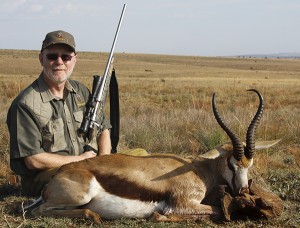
[
  {"xmin": 73, "ymin": 110, "xmax": 83, "ymax": 128},
  {"xmin": 73, "ymin": 111, "xmax": 85, "ymax": 145},
  {"xmin": 42, "ymin": 118, "xmax": 67, "ymax": 152}
]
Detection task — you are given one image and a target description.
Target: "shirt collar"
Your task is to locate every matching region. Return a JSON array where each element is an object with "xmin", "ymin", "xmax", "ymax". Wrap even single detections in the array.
[{"xmin": 38, "ymin": 74, "xmax": 77, "ymax": 103}]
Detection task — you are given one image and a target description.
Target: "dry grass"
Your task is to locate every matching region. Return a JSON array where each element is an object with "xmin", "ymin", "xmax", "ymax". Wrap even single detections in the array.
[{"xmin": 0, "ymin": 49, "xmax": 299, "ymax": 227}]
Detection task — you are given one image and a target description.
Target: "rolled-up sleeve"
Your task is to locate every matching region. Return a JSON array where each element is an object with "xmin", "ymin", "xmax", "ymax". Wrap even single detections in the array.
[{"xmin": 8, "ymin": 102, "xmax": 45, "ymax": 160}]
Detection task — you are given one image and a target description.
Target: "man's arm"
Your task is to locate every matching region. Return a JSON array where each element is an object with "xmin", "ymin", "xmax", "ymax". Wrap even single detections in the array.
[
  {"xmin": 98, "ymin": 129, "xmax": 111, "ymax": 155},
  {"xmin": 24, "ymin": 151, "xmax": 97, "ymax": 170},
  {"xmin": 25, "ymin": 128, "xmax": 112, "ymax": 170}
]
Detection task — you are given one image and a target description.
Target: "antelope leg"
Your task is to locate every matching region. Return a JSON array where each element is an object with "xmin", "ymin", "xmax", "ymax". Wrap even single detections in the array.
[
  {"xmin": 151, "ymin": 205, "xmax": 223, "ymax": 222},
  {"xmin": 32, "ymin": 206, "xmax": 101, "ymax": 224}
]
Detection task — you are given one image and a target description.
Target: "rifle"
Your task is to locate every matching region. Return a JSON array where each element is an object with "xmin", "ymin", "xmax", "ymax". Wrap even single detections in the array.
[{"xmin": 79, "ymin": 4, "xmax": 126, "ymax": 153}]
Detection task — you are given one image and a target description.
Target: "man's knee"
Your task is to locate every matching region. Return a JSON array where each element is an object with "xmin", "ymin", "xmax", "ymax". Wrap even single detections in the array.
[{"xmin": 21, "ymin": 167, "xmax": 60, "ymax": 197}]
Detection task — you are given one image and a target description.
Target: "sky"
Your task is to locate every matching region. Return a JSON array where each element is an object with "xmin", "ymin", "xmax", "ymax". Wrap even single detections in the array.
[{"xmin": 0, "ymin": 0, "xmax": 299, "ymax": 57}]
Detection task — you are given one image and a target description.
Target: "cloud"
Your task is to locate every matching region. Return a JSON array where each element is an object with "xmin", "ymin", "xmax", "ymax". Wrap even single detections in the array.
[
  {"xmin": 30, "ymin": 4, "xmax": 44, "ymax": 13},
  {"xmin": 0, "ymin": 0, "xmax": 26, "ymax": 13},
  {"xmin": 47, "ymin": 3, "xmax": 78, "ymax": 15},
  {"xmin": 1, "ymin": 0, "xmax": 299, "ymax": 55},
  {"xmin": 0, "ymin": 0, "xmax": 98, "ymax": 16}
]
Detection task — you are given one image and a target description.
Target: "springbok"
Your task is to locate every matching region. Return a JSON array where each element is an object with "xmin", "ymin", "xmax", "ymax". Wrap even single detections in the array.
[{"xmin": 29, "ymin": 89, "xmax": 279, "ymax": 223}]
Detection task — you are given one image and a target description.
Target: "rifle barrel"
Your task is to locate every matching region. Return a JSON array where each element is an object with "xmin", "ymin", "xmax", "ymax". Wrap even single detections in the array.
[
  {"xmin": 96, "ymin": 3, "xmax": 127, "ymax": 101},
  {"xmin": 79, "ymin": 4, "xmax": 127, "ymax": 136}
]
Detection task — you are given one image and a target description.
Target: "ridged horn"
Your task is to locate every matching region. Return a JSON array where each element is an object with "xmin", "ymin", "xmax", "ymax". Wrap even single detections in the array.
[
  {"xmin": 244, "ymin": 89, "xmax": 264, "ymax": 159},
  {"xmin": 212, "ymin": 93, "xmax": 244, "ymax": 161}
]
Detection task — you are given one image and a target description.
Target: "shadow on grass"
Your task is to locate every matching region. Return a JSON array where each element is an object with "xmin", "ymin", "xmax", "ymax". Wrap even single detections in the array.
[{"xmin": 0, "ymin": 182, "xmax": 22, "ymax": 200}]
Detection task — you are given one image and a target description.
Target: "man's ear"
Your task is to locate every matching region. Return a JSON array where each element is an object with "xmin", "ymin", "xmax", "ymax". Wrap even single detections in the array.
[
  {"xmin": 39, "ymin": 53, "xmax": 43, "ymax": 66},
  {"xmin": 74, "ymin": 55, "xmax": 77, "ymax": 64}
]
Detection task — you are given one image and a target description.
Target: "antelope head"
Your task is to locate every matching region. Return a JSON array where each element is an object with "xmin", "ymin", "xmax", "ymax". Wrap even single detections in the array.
[{"xmin": 212, "ymin": 89, "xmax": 263, "ymax": 196}]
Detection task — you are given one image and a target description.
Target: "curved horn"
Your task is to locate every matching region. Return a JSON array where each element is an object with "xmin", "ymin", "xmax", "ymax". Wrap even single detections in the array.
[
  {"xmin": 212, "ymin": 93, "xmax": 244, "ymax": 161},
  {"xmin": 244, "ymin": 89, "xmax": 264, "ymax": 159}
]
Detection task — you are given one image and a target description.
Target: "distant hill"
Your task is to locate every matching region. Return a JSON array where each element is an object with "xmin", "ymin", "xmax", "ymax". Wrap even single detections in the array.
[{"xmin": 233, "ymin": 53, "xmax": 300, "ymax": 59}]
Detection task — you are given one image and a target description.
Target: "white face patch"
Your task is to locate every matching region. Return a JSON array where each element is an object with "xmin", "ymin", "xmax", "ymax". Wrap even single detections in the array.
[
  {"xmin": 223, "ymin": 156, "xmax": 252, "ymax": 195},
  {"xmin": 233, "ymin": 164, "xmax": 249, "ymax": 193}
]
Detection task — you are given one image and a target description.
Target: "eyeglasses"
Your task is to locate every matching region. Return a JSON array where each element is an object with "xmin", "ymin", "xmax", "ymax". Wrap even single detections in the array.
[{"xmin": 46, "ymin": 54, "xmax": 75, "ymax": 61}]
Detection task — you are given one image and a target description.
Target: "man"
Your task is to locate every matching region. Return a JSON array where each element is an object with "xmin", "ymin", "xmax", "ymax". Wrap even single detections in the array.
[{"xmin": 7, "ymin": 30, "xmax": 112, "ymax": 196}]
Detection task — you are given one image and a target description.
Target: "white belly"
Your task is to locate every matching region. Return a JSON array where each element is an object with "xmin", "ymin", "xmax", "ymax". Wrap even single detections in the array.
[{"xmin": 84, "ymin": 177, "xmax": 167, "ymax": 219}]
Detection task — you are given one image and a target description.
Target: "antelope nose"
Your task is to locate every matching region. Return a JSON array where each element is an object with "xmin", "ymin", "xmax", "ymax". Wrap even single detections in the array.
[{"xmin": 239, "ymin": 186, "xmax": 249, "ymax": 195}]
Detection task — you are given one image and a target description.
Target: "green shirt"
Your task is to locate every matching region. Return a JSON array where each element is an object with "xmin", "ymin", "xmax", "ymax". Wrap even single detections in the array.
[{"xmin": 7, "ymin": 74, "xmax": 111, "ymax": 176}]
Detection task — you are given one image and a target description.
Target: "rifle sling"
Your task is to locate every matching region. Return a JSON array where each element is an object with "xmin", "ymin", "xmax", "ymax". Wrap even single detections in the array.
[{"xmin": 109, "ymin": 69, "xmax": 120, "ymax": 153}]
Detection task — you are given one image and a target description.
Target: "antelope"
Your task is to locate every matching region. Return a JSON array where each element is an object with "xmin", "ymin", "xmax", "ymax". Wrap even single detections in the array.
[{"xmin": 29, "ymin": 89, "xmax": 279, "ymax": 223}]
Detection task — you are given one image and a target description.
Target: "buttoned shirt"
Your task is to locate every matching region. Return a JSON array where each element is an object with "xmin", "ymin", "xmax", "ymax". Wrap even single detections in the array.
[{"xmin": 7, "ymin": 74, "xmax": 111, "ymax": 176}]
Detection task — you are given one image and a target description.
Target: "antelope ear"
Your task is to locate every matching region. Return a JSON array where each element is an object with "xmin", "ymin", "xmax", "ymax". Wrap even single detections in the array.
[
  {"xmin": 255, "ymin": 139, "xmax": 281, "ymax": 150},
  {"xmin": 200, "ymin": 142, "xmax": 233, "ymax": 159}
]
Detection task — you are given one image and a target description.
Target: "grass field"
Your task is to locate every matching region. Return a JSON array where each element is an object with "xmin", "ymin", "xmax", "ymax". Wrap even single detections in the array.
[{"xmin": 0, "ymin": 49, "xmax": 299, "ymax": 227}]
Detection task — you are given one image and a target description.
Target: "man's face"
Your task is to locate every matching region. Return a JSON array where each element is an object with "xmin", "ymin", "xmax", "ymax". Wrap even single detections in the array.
[{"xmin": 39, "ymin": 44, "xmax": 77, "ymax": 85}]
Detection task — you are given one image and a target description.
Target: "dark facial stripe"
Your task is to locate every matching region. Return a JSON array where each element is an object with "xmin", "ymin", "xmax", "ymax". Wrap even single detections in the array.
[{"xmin": 227, "ymin": 157, "xmax": 237, "ymax": 192}]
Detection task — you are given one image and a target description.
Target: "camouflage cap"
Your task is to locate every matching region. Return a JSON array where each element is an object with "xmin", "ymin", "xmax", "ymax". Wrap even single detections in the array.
[{"xmin": 41, "ymin": 30, "xmax": 76, "ymax": 52}]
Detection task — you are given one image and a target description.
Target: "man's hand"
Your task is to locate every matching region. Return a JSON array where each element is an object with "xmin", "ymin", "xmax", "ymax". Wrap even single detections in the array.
[{"xmin": 79, "ymin": 151, "xmax": 97, "ymax": 159}]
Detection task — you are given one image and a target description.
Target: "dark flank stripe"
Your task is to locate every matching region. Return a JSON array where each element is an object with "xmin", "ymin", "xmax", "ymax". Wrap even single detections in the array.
[{"xmin": 92, "ymin": 171, "xmax": 170, "ymax": 202}]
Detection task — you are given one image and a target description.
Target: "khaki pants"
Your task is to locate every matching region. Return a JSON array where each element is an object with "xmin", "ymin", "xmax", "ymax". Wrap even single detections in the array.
[{"xmin": 21, "ymin": 148, "xmax": 149, "ymax": 197}]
